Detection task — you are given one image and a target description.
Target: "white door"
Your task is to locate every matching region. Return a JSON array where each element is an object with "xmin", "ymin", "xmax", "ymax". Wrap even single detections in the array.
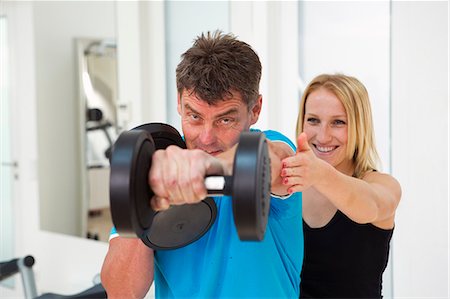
[
  {"xmin": 0, "ymin": 10, "xmax": 17, "ymax": 289},
  {"xmin": 0, "ymin": 2, "xmax": 39, "ymax": 295}
]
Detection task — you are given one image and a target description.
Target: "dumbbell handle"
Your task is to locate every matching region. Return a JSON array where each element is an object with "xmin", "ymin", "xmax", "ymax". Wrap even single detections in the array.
[{"xmin": 205, "ymin": 176, "xmax": 233, "ymax": 197}]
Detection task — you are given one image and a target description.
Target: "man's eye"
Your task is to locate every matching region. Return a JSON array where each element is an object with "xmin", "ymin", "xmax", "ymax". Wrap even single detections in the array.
[
  {"xmin": 219, "ymin": 118, "xmax": 234, "ymax": 125},
  {"xmin": 190, "ymin": 114, "xmax": 200, "ymax": 120}
]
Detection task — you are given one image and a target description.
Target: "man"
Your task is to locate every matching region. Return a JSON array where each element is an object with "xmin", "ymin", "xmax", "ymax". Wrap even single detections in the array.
[{"xmin": 101, "ymin": 31, "xmax": 303, "ymax": 298}]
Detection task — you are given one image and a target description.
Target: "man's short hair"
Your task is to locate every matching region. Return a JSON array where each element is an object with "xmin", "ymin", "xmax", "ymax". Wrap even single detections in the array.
[{"xmin": 176, "ymin": 30, "xmax": 262, "ymax": 107}]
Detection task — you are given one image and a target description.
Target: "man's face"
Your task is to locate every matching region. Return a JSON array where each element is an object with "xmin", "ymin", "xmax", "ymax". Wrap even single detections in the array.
[{"xmin": 177, "ymin": 89, "xmax": 261, "ymax": 155}]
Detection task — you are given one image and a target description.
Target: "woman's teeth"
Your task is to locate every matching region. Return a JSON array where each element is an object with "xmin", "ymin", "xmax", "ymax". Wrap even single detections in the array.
[{"xmin": 316, "ymin": 146, "xmax": 335, "ymax": 153}]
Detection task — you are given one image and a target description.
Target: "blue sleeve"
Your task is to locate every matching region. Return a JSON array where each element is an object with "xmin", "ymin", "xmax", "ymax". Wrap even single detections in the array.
[
  {"xmin": 263, "ymin": 130, "xmax": 296, "ymax": 152},
  {"xmin": 109, "ymin": 226, "xmax": 118, "ymax": 241},
  {"xmin": 250, "ymin": 128, "xmax": 296, "ymax": 152}
]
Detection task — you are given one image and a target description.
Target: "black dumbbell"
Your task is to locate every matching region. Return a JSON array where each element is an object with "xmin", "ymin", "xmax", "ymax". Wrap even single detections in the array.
[
  {"xmin": 109, "ymin": 123, "xmax": 271, "ymax": 250},
  {"xmin": 109, "ymin": 123, "xmax": 216, "ymax": 250}
]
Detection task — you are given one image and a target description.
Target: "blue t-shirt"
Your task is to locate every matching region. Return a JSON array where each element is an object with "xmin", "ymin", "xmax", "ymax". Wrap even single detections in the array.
[{"xmin": 110, "ymin": 130, "xmax": 303, "ymax": 298}]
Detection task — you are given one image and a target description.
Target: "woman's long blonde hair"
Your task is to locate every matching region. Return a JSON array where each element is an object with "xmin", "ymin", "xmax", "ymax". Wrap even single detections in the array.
[{"xmin": 296, "ymin": 74, "xmax": 380, "ymax": 178}]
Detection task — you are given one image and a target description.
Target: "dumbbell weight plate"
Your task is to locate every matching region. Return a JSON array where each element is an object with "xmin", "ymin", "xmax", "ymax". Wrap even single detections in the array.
[
  {"xmin": 145, "ymin": 198, "xmax": 216, "ymax": 250},
  {"xmin": 132, "ymin": 123, "xmax": 218, "ymax": 249},
  {"xmin": 232, "ymin": 132, "xmax": 271, "ymax": 241},
  {"xmin": 110, "ymin": 130, "xmax": 155, "ymax": 239},
  {"xmin": 132, "ymin": 123, "xmax": 187, "ymax": 150},
  {"xmin": 110, "ymin": 123, "xmax": 217, "ymax": 250}
]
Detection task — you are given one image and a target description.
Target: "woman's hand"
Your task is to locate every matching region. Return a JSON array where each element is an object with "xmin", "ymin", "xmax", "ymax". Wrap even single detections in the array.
[{"xmin": 280, "ymin": 132, "xmax": 327, "ymax": 193}]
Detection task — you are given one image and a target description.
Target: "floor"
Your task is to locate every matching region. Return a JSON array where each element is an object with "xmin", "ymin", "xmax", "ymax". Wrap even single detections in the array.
[{"xmin": 87, "ymin": 207, "xmax": 113, "ymax": 242}]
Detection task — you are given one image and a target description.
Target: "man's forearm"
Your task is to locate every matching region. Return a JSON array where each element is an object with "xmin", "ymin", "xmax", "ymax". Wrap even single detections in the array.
[{"xmin": 101, "ymin": 237, "xmax": 154, "ymax": 299}]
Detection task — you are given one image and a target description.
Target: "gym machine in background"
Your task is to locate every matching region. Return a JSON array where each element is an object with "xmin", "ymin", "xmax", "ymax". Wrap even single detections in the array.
[{"xmin": 0, "ymin": 255, "xmax": 106, "ymax": 298}]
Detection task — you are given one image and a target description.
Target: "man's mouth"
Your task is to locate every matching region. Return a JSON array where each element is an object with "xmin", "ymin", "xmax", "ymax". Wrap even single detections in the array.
[
  {"xmin": 195, "ymin": 147, "xmax": 222, "ymax": 156},
  {"xmin": 205, "ymin": 150, "xmax": 222, "ymax": 156}
]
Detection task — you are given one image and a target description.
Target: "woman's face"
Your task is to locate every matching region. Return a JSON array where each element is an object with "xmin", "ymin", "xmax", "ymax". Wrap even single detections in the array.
[{"xmin": 303, "ymin": 87, "xmax": 354, "ymax": 175}]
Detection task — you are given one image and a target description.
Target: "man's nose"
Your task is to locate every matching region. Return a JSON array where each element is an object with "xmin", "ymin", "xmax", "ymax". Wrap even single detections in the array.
[{"xmin": 199, "ymin": 124, "xmax": 217, "ymax": 145}]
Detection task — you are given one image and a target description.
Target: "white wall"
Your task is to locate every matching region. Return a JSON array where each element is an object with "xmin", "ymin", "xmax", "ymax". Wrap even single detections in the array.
[
  {"xmin": 0, "ymin": 2, "xmax": 110, "ymax": 298},
  {"xmin": 115, "ymin": 1, "xmax": 168, "ymax": 129},
  {"xmin": 391, "ymin": 2, "xmax": 449, "ymax": 297},
  {"xmin": 34, "ymin": 1, "xmax": 116, "ymax": 237}
]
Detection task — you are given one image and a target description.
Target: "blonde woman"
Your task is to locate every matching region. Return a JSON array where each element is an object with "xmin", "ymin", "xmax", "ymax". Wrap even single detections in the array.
[{"xmin": 281, "ymin": 74, "xmax": 401, "ymax": 298}]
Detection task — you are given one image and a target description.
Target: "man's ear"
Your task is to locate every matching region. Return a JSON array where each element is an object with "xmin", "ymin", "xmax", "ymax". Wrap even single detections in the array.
[
  {"xmin": 177, "ymin": 92, "xmax": 182, "ymax": 116},
  {"xmin": 249, "ymin": 95, "xmax": 263, "ymax": 125}
]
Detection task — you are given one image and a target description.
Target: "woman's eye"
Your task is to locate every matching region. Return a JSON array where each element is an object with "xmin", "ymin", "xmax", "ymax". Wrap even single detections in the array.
[
  {"xmin": 307, "ymin": 117, "xmax": 319, "ymax": 124},
  {"xmin": 333, "ymin": 119, "xmax": 346, "ymax": 125}
]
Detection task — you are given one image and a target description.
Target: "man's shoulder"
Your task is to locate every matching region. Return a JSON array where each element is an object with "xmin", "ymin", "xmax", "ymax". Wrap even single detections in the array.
[{"xmin": 250, "ymin": 128, "xmax": 296, "ymax": 151}]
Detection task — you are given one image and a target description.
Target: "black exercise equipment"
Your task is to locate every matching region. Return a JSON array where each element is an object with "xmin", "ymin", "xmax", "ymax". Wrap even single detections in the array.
[
  {"xmin": 85, "ymin": 108, "xmax": 115, "ymax": 161},
  {"xmin": 0, "ymin": 255, "xmax": 37, "ymax": 298},
  {"xmin": 110, "ymin": 123, "xmax": 217, "ymax": 250},
  {"xmin": 109, "ymin": 123, "xmax": 271, "ymax": 250},
  {"xmin": 86, "ymin": 108, "xmax": 103, "ymax": 122},
  {"xmin": 0, "ymin": 255, "xmax": 107, "ymax": 299}
]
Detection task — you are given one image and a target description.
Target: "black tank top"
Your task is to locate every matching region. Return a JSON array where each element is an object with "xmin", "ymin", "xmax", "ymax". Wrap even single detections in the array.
[{"xmin": 300, "ymin": 210, "xmax": 393, "ymax": 298}]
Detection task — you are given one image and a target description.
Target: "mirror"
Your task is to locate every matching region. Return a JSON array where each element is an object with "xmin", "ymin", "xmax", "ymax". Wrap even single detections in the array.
[{"xmin": 77, "ymin": 38, "xmax": 119, "ymax": 242}]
